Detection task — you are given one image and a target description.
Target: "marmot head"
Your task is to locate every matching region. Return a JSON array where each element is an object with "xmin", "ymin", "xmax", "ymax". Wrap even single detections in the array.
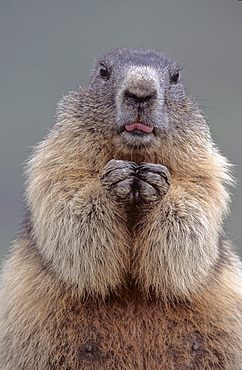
[
  {"xmin": 57, "ymin": 47, "xmax": 207, "ymax": 163},
  {"xmin": 88, "ymin": 47, "xmax": 186, "ymax": 151}
]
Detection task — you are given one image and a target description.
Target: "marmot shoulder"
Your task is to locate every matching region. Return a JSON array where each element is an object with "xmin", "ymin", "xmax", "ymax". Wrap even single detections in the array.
[{"xmin": 1, "ymin": 47, "xmax": 242, "ymax": 369}]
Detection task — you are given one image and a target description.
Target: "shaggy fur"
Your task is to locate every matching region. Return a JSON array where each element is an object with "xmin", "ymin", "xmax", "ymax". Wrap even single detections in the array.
[{"xmin": 1, "ymin": 47, "xmax": 242, "ymax": 369}]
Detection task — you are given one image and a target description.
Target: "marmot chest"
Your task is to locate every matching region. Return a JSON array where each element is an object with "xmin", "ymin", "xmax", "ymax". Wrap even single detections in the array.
[{"xmin": 44, "ymin": 295, "xmax": 231, "ymax": 369}]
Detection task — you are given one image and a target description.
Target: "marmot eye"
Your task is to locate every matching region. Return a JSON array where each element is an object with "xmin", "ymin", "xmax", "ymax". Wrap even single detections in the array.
[
  {"xmin": 99, "ymin": 64, "xmax": 109, "ymax": 79},
  {"xmin": 170, "ymin": 71, "xmax": 180, "ymax": 84}
]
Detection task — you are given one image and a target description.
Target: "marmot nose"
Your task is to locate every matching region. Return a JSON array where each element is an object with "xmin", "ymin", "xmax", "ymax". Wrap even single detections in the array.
[{"xmin": 124, "ymin": 89, "xmax": 156, "ymax": 107}]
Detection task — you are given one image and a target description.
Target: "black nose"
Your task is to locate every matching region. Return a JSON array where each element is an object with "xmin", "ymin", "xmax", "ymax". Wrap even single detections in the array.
[{"xmin": 124, "ymin": 90, "xmax": 156, "ymax": 107}]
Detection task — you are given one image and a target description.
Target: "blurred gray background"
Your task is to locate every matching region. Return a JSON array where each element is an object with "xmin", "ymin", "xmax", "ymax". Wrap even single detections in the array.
[{"xmin": 0, "ymin": 0, "xmax": 242, "ymax": 262}]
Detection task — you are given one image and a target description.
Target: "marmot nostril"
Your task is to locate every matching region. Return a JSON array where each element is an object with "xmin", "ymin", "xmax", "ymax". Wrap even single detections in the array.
[{"xmin": 124, "ymin": 90, "xmax": 156, "ymax": 106}]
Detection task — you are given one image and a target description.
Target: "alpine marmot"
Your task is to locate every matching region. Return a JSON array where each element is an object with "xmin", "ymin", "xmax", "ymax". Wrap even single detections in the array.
[{"xmin": 1, "ymin": 47, "xmax": 242, "ymax": 369}]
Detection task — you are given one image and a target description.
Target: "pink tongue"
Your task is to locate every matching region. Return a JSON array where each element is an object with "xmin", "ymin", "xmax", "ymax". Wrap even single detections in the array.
[{"xmin": 125, "ymin": 122, "xmax": 153, "ymax": 133}]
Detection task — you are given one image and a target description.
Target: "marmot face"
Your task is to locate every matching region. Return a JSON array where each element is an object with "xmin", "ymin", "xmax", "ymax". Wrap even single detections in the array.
[{"xmin": 86, "ymin": 47, "xmax": 186, "ymax": 153}]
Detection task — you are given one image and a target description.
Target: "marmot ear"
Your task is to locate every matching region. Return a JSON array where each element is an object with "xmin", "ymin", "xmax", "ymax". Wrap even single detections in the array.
[
  {"xmin": 99, "ymin": 64, "xmax": 110, "ymax": 79},
  {"xmin": 170, "ymin": 71, "xmax": 180, "ymax": 84}
]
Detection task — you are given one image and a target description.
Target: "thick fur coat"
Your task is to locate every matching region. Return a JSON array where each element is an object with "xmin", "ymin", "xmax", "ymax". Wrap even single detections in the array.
[{"xmin": 1, "ymin": 47, "xmax": 242, "ymax": 369}]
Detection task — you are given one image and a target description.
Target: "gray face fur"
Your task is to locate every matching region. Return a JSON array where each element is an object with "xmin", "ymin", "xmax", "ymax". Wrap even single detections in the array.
[{"xmin": 87, "ymin": 47, "xmax": 186, "ymax": 150}]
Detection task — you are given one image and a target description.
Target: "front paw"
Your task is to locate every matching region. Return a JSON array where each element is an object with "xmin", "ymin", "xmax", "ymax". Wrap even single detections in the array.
[
  {"xmin": 135, "ymin": 163, "xmax": 171, "ymax": 203},
  {"xmin": 100, "ymin": 159, "xmax": 137, "ymax": 204}
]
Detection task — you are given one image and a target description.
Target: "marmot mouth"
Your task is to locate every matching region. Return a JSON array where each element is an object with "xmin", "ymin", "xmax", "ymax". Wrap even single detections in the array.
[{"xmin": 125, "ymin": 122, "xmax": 154, "ymax": 133}]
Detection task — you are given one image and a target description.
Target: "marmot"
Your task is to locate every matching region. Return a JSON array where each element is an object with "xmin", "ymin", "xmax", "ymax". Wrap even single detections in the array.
[{"xmin": 1, "ymin": 47, "xmax": 242, "ymax": 369}]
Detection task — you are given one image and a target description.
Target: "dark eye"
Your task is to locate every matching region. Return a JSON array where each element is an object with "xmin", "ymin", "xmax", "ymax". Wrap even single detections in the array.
[
  {"xmin": 99, "ymin": 64, "xmax": 109, "ymax": 79},
  {"xmin": 170, "ymin": 71, "xmax": 180, "ymax": 84}
]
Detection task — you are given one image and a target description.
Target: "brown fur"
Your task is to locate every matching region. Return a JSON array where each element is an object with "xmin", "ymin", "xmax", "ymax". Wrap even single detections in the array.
[{"xmin": 1, "ymin": 47, "xmax": 242, "ymax": 369}]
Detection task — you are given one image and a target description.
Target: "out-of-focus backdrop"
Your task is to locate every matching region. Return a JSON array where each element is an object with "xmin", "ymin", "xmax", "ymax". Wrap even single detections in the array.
[{"xmin": 1, "ymin": 0, "xmax": 242, "ymax": 261}]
